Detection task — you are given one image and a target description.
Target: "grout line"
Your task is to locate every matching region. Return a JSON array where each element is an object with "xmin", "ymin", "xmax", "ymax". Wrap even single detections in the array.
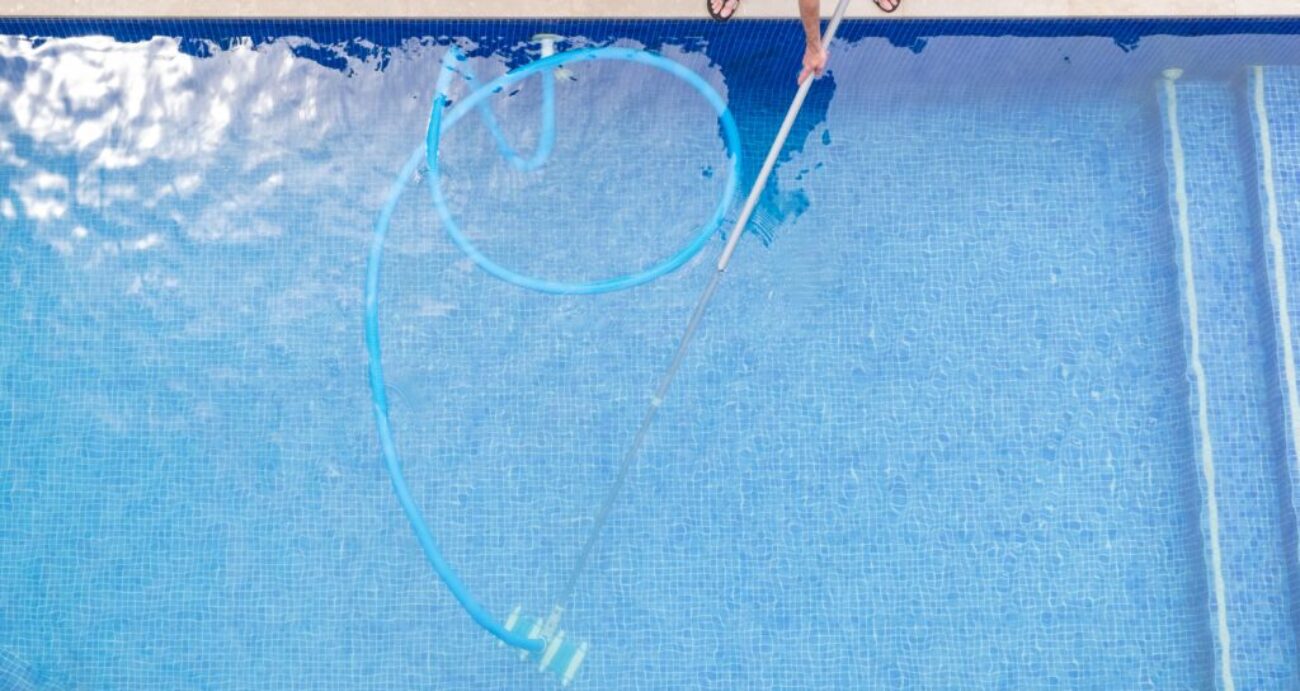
[
  {"xmin": 1162, "ymin": 69, "xmax": 1235, "ymax": 691},
  {"xmin": 1252, "ymin": 62, "xmax": 1300, "ymax": 567}
]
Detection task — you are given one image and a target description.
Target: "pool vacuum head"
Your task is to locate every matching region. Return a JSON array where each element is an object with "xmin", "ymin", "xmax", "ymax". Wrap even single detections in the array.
[{"xmin": 502, "ymin": 605, "xmax": 588, "ymax": 686}]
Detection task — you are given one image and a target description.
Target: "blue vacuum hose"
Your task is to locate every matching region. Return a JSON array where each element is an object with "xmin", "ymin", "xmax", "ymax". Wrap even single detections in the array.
[
  {"xmin": 426, "ymin": 46, "xmax": 742, "ymax": 294},
  {"xmin": 366, "ymin": 44, "xmax": 742, "ymax": 651}
]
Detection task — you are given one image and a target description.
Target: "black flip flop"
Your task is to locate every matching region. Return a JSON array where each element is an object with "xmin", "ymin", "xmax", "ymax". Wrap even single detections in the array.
[
  {"xmin": 874, "ymin": 0, "xmax": 900, "ymax": 12},
  {"xmin": 707, "ymin": 0, "xmax": 740, "ymax": 22}
]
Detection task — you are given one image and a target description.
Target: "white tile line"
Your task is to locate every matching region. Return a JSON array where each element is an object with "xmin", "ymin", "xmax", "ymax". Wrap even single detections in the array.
[
  {"xmin": 1253, "ymin": 64, "xmax": 1300, "ymax": 571},
  {"xmin": 1162, "ymin": 70, "xmax": 1235, "ymax": 691}
]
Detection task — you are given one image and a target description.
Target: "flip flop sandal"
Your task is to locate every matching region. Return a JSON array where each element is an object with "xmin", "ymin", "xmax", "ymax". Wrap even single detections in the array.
[{"xmin": 708, "ymin": 0, "xmax": 740, "ymax": 21}]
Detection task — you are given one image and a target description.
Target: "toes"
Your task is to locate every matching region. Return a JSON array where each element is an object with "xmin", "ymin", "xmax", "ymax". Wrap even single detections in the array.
[{"xmin": 709, "ymin": 0, "xmax": 740, "ymax": 20}]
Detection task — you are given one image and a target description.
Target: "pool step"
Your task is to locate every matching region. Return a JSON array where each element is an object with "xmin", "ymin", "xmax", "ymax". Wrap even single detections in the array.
[
  {"xmin": 1245, "ymin": 66, "xmax": 1300, "ymax": 641},
  {"xmin": 1158, "ymin": 69, "xmax": 1300, "ymax": 690}
]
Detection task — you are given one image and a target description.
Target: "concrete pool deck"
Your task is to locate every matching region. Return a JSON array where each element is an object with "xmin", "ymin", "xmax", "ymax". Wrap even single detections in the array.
[{"xmin": 4, "ymin": 0, "xmax": 1298, "ymax": 18}]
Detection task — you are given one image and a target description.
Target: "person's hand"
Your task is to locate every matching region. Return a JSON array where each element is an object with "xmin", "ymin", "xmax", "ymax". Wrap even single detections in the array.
[{"xmin": 798, "ymin": 43, "xmax": 827, "ymax": 84}]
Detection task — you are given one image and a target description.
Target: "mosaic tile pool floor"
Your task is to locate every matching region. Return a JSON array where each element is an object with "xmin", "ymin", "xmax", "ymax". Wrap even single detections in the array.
[{"xmin": 2, "ymin": 18, "xmax": 1300, "ymax": 690}]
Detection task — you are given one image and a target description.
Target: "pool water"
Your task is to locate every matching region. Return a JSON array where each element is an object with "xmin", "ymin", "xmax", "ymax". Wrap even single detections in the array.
[{"xmin": 2, "ymin": 17, "xmax": 1300, "ymax": 689}]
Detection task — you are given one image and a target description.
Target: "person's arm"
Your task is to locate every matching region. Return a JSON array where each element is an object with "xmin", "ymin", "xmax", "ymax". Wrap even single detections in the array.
[{"xmin": 797, "ymin": 0, "xmax": 826, "ymax": 84}]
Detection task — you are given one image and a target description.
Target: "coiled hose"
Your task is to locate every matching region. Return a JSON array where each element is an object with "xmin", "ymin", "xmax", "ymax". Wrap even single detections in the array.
[{"xmin": 366, "ymin": 44, "xmax": 742, "ymax": 651}]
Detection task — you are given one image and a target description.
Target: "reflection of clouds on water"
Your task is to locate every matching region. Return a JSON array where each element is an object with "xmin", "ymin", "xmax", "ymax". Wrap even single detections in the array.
[
  {"xmin": 0, "ymin": 32, "xmax": 731, "ymax": 252},
  {"xmin": 0, "ymin": 29, "xmax": 733, "ymax": 346},
  {"xmin": 13, "ymin": 169, "xmax": 68, "ymax": 221},
  {"xmin": 6, "ymin": 37, "xmax": 200, "ymax": 162},
  {"xmin": 0, "ymin": 29, "xmax": 737, "ymax": 353},
  {"xmin": 0, "ymin": 34, "xmax": 450, "ymax": 251}
]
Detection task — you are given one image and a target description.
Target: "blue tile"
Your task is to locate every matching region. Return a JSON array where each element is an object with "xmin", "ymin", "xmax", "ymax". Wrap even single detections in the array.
[{"xmin": 1, "ymin": 17, "xmax": 1299, "ymax": 690}]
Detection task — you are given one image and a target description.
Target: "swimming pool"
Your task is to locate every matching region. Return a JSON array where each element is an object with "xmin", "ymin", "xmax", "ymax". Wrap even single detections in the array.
[{"xmin": 3, "ymin": 15, "xmax": 1300, "ymax": 689}]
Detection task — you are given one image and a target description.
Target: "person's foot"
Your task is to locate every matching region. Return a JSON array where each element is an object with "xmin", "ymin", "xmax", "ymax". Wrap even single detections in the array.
[
  {"xmin": 708, "ymin": 0, "xmax": 740, "ymax": 21},
  {"xmin": 874, "ymin": 0, "xmax": 900, "ymax": 12}
]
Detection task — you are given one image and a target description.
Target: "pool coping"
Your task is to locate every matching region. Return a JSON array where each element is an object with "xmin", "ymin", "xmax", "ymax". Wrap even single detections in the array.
[{"xmin": 3, "ymin": 0, "xmax": 1298, "ymax": 19}]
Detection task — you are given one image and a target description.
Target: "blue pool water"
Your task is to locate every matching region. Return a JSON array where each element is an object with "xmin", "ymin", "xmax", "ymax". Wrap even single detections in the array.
[{"xmin": 3, "ymin": 16, "xmax": 1300, "ymax": 689}]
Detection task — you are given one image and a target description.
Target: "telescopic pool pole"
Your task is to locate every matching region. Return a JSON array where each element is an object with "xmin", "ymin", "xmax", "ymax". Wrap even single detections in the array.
[{"xmin": 555, "ymin": 0, "xmax": 855, "ymax": 613}]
